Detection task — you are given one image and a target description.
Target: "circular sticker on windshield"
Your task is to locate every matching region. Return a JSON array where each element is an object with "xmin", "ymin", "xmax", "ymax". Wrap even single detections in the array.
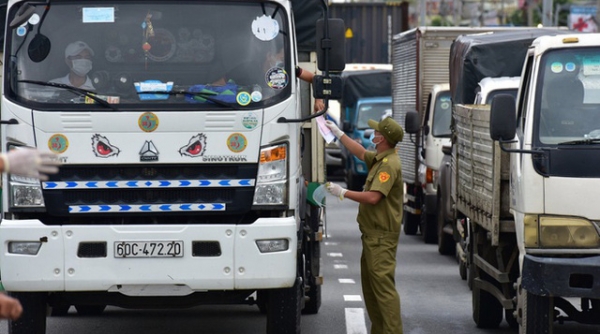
[
  {"xmin": 48, "ymin": 134, "xmax": 69, "ymax": 154},
  {"xmin": 28, "ymin": 13, "xmax": 41, "ymax": 25},
  {"xmin": 266, "ymin": 68, "xmax": 288, "ymax": 90},
  {"xmin": 565, "ymin": 62, "xmax": 576, "ymax": 72},
  {"xmin": 551, "ymin": 62, "xmax": 563, "ymax": 73},
  {"xmin": 251, "ymin": 15, "xmax": 279, "ymax": 41},
  {"xmin": 16, "ymin": 26, "xmax": 27, "ymax": 37},
  {"xmin": 236, "ymin": 92, "xmax": 251, "ymax": 106},
  {"xmin": 441, "ymin": 102, "xmax": 450, "ymax": 109}
]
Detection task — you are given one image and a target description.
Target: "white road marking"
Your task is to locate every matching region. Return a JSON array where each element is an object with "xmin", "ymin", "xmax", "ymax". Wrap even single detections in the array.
[
  {"xmin": 327, "ymin": 252, "xmax": 343, "ymax": 257},
  {"xmin": 344, "ymin": 295, "xmax": 362, "ymax": 302},
  {"xmin": 338, "ymin": 278, "xmax": 356, "ymax": 284},
  {"xmin": 324, "ymin": 241, "xmax": 339, "ymax": 246},
  {"xmin": 345, "ymin": 308, "xmax": 367, "ymax": 334},
  {"xmin": 334, "ymin": 264, "xmax": 348, "ymax": 269}
]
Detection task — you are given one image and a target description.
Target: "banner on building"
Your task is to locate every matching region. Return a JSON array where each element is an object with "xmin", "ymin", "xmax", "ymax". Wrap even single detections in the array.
[{"xmin": 569, "ymin": 6, "xmax": 598, "ymax": 32}]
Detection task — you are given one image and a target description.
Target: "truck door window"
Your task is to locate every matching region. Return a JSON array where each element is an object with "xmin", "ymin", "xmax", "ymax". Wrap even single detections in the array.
[
  {"xmin": 5, "ymin": 1, "xmax": 291, "ymax": 111},
  {"xmin": 432, "ymin": 91, "xmax": 452, "ymax": 137},
  {"xmin": 517, "ymin": 55, "xmax": 534, "ymax": 133}
]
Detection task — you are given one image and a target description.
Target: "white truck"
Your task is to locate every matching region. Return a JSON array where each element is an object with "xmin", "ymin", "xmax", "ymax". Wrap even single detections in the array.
[
  {"xmin": 392, "ymin": 26, "xmax": 510, "ymax": 242},
  {"xmin": 454, "ymin": 32, "xmax": 600, "ymax": 332},
  {"xmin": 0, "ymin": 1, "xmax": 345, "ymax": 333}
]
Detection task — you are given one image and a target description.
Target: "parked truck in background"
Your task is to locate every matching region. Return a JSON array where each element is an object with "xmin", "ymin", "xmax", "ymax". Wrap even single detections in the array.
[
  {"xmin": 0, "ymin": 1, "xmax": 344, "ymax": 333},
  {"xmin": 440, "ymin": 28, "xmax": 568, "ymax": 281},
  {"xmin": 392, "ymin": 26, "xmax": 511, "ymax": 240},
  {"xmin": 450, "ymin": 31, "xmax": 600, "ymax": 333},
  {"xmin": 325, "ymin": 63, "xmax": 392, "ymax": 177},
  {"xmin": 339, "ymin": 69, "xmax": 392, "ymax": 190}
]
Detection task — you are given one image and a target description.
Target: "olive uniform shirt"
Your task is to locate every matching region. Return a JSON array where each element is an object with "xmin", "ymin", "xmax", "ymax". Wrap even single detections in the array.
[{"xmin": 356, "ymin": 148, "xmax": 403, "ymax": 234}]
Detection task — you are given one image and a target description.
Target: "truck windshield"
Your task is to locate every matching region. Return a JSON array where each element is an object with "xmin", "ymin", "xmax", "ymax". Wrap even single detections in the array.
[
  {"xmin": 432, "ymin": 91, "xmax": 452, "ymax": 137},
  {"xmin": 5, "ymin": 1, "xmax": 291, "ymax": 111},
  {"xmin": 536, "ymin": 48, "xmax": 600, "ymax": 145},
  {"xmin": 356, "ymin": 102, "xmax": 392, "ymax": 129}
]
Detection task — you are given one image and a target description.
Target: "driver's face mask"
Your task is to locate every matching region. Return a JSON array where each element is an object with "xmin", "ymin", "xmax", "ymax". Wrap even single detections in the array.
[{"xmin": 71, "ymin": 59, "xmax": 93, "ymax": 76}]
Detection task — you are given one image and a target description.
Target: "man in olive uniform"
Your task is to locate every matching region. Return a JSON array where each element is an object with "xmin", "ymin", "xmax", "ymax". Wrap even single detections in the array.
[{"xmin": 324, "ymin": 116, "xmax": 404, "ymax": 334}]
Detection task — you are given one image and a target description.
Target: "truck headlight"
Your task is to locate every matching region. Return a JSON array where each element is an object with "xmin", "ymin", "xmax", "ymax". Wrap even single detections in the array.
[
  {"xmin": 10, "ymin": 175, "xmax": 45, "ymax": 208},
  {"xmin": 253, "ymin": 144, "xmax": 287, "ymax": 205},
  {"xmin": 526, "ymin": 215, "xmax": 600, "ymax": 248}
]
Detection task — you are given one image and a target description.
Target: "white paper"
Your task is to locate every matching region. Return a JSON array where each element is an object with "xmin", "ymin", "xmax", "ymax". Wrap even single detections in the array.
[{"xmin": 316, "ymin": 116, "xmax": 336, "ymax": 144}]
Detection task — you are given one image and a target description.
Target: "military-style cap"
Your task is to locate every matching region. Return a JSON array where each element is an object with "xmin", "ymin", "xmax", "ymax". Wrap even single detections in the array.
[{"xmin": 368, "ymin": 117, "xmax": 404, "ymax": 144}]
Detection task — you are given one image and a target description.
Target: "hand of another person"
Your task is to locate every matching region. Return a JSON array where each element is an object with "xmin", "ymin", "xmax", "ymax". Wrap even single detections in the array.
[
  {"xmin": 0, "ymin": 148, "xmax": 61, "ymax": 181},
  {"xmin": 325, "ymin": 120, "xmax": 344, "ymax": 139},
  {"xmin": 0, "ymin": 293, "xmax": 22, "ymax": 320},
  {"xmin": 326, "ymin": 182, "xmax": 347, "ymax": 200},
  {"xmin": 314, "ymin": 99, "xmax": 325, "ymax": 113}
]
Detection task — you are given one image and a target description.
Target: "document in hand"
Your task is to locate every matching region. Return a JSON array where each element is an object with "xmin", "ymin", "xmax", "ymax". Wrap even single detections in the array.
[{"xmin": 316, "ymin": 116, "xmax": 336, "ymax": 144}]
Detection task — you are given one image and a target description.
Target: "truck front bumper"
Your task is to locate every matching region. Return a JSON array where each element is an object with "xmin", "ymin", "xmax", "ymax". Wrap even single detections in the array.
[
  {"xmin": 522, "ymin": 254, "xmax": 600, "ymax": 298},
  {"xmin": 0, "ymin": 218, "xmax": 297, "ymax": 293}
]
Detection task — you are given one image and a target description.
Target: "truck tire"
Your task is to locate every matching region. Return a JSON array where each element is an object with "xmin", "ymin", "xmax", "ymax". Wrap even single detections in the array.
[
  {"xmin": 302, "ymin": 283, "xmax": 321, "ymax": 315},
  {"xmin": 267, "ymin": 278, "xmax": 301, "ymax": 334},
  {"xmin": 472, "ymin": 278, "xmax": 503, "ymax": 328},
  {"xmin": 402, "ymin": 210, "xmax": 419, "ymax": 235},
  {"xmin": 8, "ymin": 292, "xmax": 47, "ymax": 334},
  {"xmin": 437, "ymin": 196, "xmax": 455, "ymax": 255},
  {"xmin": 523, "ymin": 291, "xmax": 553, "ymax": 334},
  {"xmin": 420, "ymin": 204, "xmax": 437, "ymax": 244}
]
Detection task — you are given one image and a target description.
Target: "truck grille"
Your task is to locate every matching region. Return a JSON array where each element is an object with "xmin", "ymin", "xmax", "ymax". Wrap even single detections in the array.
[{"xmin": 42, "ymin": 164, "xmax": 257, "ymax": 217}]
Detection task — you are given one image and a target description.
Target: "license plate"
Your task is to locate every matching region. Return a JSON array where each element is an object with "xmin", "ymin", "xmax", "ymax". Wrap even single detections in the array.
[{"xmin": 114, "ymin": 241, "xmax": 183, "ymax": 258}]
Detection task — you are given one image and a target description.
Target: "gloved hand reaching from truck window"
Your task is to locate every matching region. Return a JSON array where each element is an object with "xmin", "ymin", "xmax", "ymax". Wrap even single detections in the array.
[
  {"xmin": 325, "ymin": 120, "xmax": 344, "ymax": 139},
  {"xmin": 0, "ymin": 147, "xmax": 61, "ymax": 181},
  {"xmin": 326, "ymin": 182, "xmax": 347, "ymax": 200}
]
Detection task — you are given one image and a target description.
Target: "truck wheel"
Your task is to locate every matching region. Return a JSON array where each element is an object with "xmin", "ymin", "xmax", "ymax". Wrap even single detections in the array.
[
  {"xmin": 459, "ymin": 260, "xmax": 467, "ymax": 280},
  {"xmin": 402, "ymin": 210, "xmax": 419, "ymax": 235},
  {"xmin": 472, "ymin": 278, "xmax": 503, "ymax": 328},
  {"xmin": 8, "ymin": 292, "xmax": 47, "ymax": 334},
  {"xmin": 421, "ymin": 204, "xmax": 437, "ymax": 244},
  {"xmin": 302, "ymin": 283, "xmax": 321, "ymax": 315},
  {"xmin": 523, "ymin": 290, "xmax": 553, "ymax": 334},
  {"xmin": 437, "ymin": 196, "xmax": 455, "ymax": 255},
  {"xmin": 75, "ymin": 305, "xmax": 106, "ymax": 316},
  {"xmin": 267, "ymin": 278, "xmax": 301, "ymax": 334}
]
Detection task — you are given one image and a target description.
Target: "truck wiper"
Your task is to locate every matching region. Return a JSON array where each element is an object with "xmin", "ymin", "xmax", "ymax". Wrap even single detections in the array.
[
  {"xmin": 557, "ymin": 138, "xmax": 600, "ymax": 145},
  {"xmin": 18, "ymin": 80, "xmax": 117, "ymax": 110},
  {"xmin": 139, "ymin": 90, "xmax": 235, "ymax": 109}
]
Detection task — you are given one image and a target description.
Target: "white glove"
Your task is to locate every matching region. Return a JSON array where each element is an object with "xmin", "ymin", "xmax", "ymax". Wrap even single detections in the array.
[
  {"xmin": 0, "ymin": 148, "xmax": 61, "ymax": 181},
  {"xmin": 325, "ymin": 120, "xmax": 344, "ymax": 139},
  {"xmin": 326, "ymin": 182, "xmax": 347, "ymax": 200}
]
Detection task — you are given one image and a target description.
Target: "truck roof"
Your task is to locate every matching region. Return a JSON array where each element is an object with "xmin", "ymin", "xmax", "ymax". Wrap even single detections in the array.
[
  {"xmin": 449, "ymin": 28, "xmax": 570, "ymax": 105},
  {"xmin": 341, "ymin": 69, "xmax": 392, "ymax": 108}
]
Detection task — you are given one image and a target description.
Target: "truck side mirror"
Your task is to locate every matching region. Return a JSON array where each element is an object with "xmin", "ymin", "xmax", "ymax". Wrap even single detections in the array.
[
  {"xmin": 405, "ymin": 111, "xmax": 420, "ymax": 134},
  {"xmin": 316, "ymin": 18, "xmax": 346, "ymax": 72},
  {"xmin": 442, "ymin": 145, "xmax": 452, "ymax": 155},
  {"xmin": 490, "ymin": 94, "xmax": 517, "ymax": 141}
]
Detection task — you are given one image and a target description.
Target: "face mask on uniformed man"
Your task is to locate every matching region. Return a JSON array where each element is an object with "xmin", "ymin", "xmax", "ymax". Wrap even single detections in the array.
[{"xmin": 369, "ymin": 132, "xmax": 384, "ymax": 146}]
